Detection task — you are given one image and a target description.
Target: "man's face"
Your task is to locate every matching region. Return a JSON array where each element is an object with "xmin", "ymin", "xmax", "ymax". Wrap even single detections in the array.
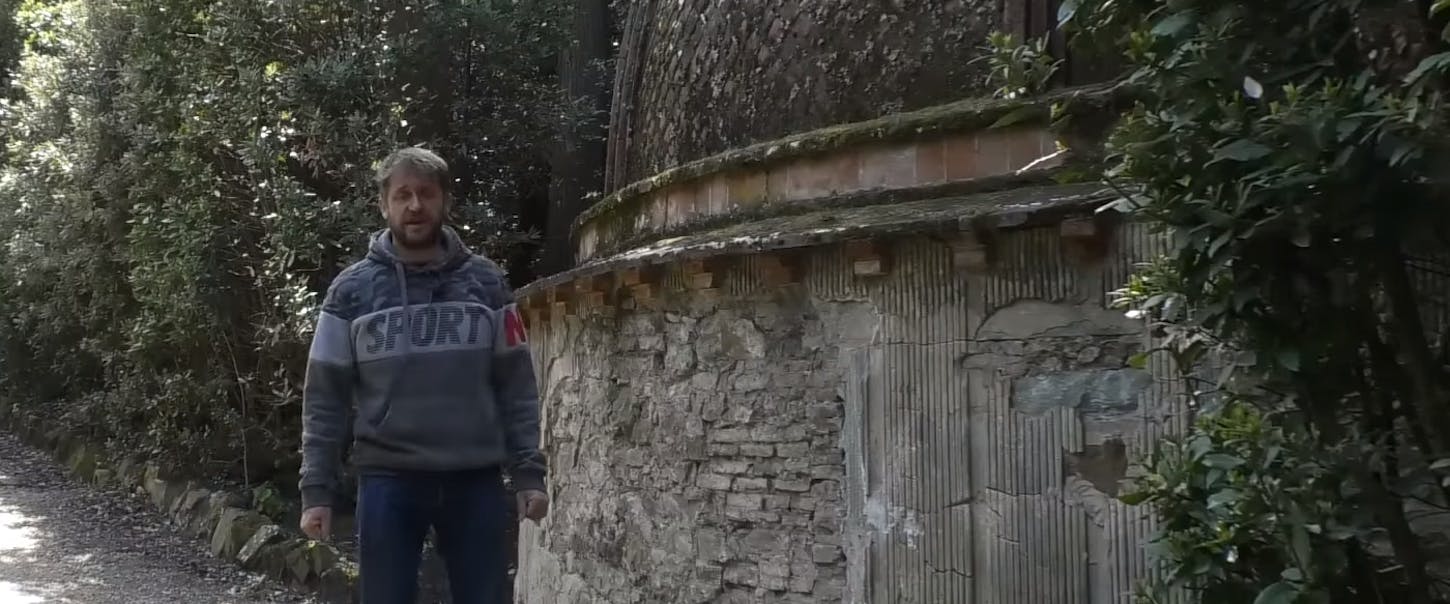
[{"xmin": 381, "ymin": 168, "xmax": 446, "ymax": 251}]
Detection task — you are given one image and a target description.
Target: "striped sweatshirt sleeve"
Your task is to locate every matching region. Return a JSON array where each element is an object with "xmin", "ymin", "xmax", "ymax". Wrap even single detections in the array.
[
  {"xmin": 298, "ymin": 281, "xmax": 357, "ymax": 509},
  {"xmin": 492, "ymin": 283, "xmax": 547, "ymax": 493}
]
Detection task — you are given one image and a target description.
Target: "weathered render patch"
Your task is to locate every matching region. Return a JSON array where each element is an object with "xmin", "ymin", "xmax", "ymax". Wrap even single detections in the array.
[
  {"xmin": 517, "ymin": 289, "xmax": 860, "ymax": 604},
  {"xmin": 1012, "ymin": 369, "xmax": 1151, "ymax": 418},
  {"xmin": 961, "ymin": 297, "xmax": 1167, "ymax": 603}
]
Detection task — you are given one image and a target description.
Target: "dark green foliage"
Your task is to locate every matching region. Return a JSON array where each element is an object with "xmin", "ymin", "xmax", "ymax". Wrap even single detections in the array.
[
  {"xmin": 1060, "ymin": 0, "xmax": 1450, "ymax": 601},
  {"xmin": 0, "ymin": 0, "xmax": 566, "ymax": 484}
]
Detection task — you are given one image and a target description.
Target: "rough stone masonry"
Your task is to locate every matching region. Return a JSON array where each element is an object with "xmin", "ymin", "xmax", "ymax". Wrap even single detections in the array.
[{"xmin": 516, "ymin": 285, "xmax": 861, "ymax": 604}]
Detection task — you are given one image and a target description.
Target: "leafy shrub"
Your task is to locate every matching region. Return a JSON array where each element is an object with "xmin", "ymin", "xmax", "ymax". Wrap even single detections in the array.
[
  {"xmin": 0, "ymin": 0, "xmax": 566, "ymax": 485},
  {"xmin": 1052, "ymin": 0, "xmax": 1450, "ymax": 601}
]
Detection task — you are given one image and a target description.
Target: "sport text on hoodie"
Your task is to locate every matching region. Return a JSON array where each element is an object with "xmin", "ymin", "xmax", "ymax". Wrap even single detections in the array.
[{"xmin": 298, "ymin": 226, "xmax": 546, "ymax": 509}]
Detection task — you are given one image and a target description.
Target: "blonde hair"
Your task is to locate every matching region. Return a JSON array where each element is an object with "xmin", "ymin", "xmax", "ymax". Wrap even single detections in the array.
[{"xmin": 374, "ymin": 147, "xmax": 452, "ymax": 200}]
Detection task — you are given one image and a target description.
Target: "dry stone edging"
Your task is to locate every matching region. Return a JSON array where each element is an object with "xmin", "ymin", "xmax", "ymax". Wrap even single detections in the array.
[{"xmin": 0, "ymin": 401, "xmax": 359, "ymax": 603}]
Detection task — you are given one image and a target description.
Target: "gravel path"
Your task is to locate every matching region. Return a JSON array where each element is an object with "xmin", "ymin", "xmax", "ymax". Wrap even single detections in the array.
[{"xmin": 0, "ymin": 430, "xmax": 317, "ymax": 604}]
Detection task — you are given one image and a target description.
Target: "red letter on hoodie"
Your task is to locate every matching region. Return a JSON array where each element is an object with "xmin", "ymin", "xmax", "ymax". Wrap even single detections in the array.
[{"xmin": 503, "ymin": 304, "xmax": 528, "ymax": 348}]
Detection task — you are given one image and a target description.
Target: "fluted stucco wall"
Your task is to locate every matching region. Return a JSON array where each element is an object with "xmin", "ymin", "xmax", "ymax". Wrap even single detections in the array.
[{"xmin": 517, "ymin": 224, "xmax": 1187, "ymax": 603}]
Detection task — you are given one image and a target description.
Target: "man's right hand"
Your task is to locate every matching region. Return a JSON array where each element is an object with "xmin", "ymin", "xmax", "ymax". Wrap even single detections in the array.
[{"xmin": 300, "ymin": 506, "xmax": 332, "ymax": 541}]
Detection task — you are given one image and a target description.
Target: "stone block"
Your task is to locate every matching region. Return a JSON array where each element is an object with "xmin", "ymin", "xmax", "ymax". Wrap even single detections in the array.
[
  {"xmin": 728, "ymin": 509, "xmax": 781, "ymax": 524},
  {"xmin": 733, "ymin": 477, "xmax": 767, "ymax": 491},
  {"xmin": 43, "ymin": 428, "xmax": 66, "ymax": 457},
  {"xmin": 210, "ymin": 507, "xmax": 266, "ymax": 560},
  {"xmin": 726, "ymin": 493, "xmax": 762, "ymax": 510},
  {"xmin": 809, "ymin": 464, "xmax": 841, "ymax": 480},
  {"xmin": 684, "ymin": 439, "xmax": 709, "ymax": 460},
  {"xmin": 66, "ymin": 445, "xmax": 97, "ymax": 482},
  {"xmin": 709, "ymin": 460, "xmax": 751, "ymax": 475},
  {"xmin": 710, "ymin": 428, "xmax": 751, "ymax": 443},
  {"xmin": 763, "ymin": 495, "xmax": 791, "ymax": 510},
  {"xmin": 732, "ymin": 372, "xmax": 768, "ymax": 392},
  {"xmin": 773, "ymin": 477, "xmax": 811, "ymax": 492},
  {"xmin": 317, "ymin": 564, "xmax": 356, "ymax": 602},
  {"xmin": 116, "ymin": 458, "xmax": 145, "ymax": 489},
  {"xmin": 697, "ymin": 473, "xmax": 733, "ymax": 491},
  {"xmin": 717, "ymin": 588, "xmax": 759, "ymax": 604},
  {"xmin": 723, "ymin": 563, "xmax": 758, "ymax": 587},
  {"xmin": 774, "ymin": 442, "xmax": 808, "ymax": 458},
  {"xmin": 237, "ymin": 524, "xmax": 285, "ymax": 568},
  {"xmin": 760, "ymin": 573, "xmax": 789, "ymax": 592},
  {"xmin": 91, "ymin": 468, "xmax": 114, "ymax": 489},
  {"xmin": 790, "ymin": 551, "xmax": 820, "ymax": 591},
  {"xmin": 249, "ymin": 539, "xmax": 297, "ymax": 580},
  {"xmin": 814, "ymin": 577, "xmax": 845, "ymax": 600},
  {"xmin": 172, "ymin": 488, "xmax": 211, "ymax": 528},
  {"xmin": 751, "ymin": 425, "xmax": 808, "ymax": 443},
  {"xmin": 621, "ymin": 448, "xmax": 648, "ymax": 467},
  {"xmin": 779, "ymin": 511, "xmax": 813, "ymax": 527},
  {"xmin": 810, "ymin": 480, "xmax": 840, "ymax": 502},
  {"xmin": 310, "ymin": 542, "xmax": 341, "ymax": 576},
  {"xmin": 740, "ymin": 444, "xmax": 774, "ymax": 458},
  {"xmin": 750, "ymin": 459, "xmax": 782, "ymax": 476},
  {"xmin": 812, "ymin": 544, "xmax": 841, "ymax": 563},
  {"xmin": 812, "ymin": 507, "xmax": 841, "ymax": 532},
  {"xmin": 283, "ymin": 542, "xmax": 315, "ymax": 584},
  {"xmin": 809, "ymin": 451, "xmax": 843, "ymax": 465},
  {"xmin": 742, "ymin": 529, "xmax": 789, "ymax": 556},
  {"xmin": 142, "ymin": 464, "xmax": 185, "ymax": 510},
  {"xmin": 190, "ymin": 492, "xmax": 230, "ymax": 537},
  {"xmin": 317, "ymin": 566, "xmax": 358, "ymax": 604},
  {"xmin": 696, "ymin": 530, "xmax": 728, "ymax": 563}
]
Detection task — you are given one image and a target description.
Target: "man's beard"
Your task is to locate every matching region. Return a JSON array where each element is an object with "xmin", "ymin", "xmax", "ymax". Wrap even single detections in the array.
[{"xmin": 390, "ymin": 219, "xmax": 443, "ymax": 251}]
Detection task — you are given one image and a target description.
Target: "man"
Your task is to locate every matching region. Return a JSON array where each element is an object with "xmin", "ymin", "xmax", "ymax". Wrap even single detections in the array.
[{"xmin": 297, "ymin": 146, "xmax": 548, "ymax": 603}]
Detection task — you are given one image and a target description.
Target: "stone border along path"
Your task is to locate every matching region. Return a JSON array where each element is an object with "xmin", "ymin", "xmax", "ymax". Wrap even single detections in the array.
[
  {"xmin": 0, "ymin": 429, "xmax": 315, "ymax": 603},
  {"xmin": 0, "ymin": 406, "xmax": 358, "ymax": 603}
]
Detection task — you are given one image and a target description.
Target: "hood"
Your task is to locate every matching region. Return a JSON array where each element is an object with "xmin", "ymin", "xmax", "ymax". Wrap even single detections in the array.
[{"xmin": 365, "ymin": 224, "xmax": 473, "ymax": 273}]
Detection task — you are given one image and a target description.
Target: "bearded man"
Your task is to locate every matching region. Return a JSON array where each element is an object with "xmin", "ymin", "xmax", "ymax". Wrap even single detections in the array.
[{"xmin": 297, "ymin": 146, "xmax": 548, "ymax": 603}]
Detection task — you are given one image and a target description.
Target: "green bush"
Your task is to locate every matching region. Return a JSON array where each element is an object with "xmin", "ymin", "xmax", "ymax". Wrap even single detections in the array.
[
  {"xmin": 1057, "ymin": 0, "xmax": 1450, "ymax": 601},
  {"xmin": 0, "ymin": 0, "xmax": 566, "ymax": 484}
]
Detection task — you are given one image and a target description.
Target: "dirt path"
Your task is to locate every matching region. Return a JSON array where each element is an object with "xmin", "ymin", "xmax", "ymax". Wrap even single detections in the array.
[{"xmin": 0, "ymin": 430, "xmax": 316, "ymax": 604}]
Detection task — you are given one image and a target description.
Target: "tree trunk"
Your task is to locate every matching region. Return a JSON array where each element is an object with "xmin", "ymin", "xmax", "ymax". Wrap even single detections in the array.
[{"xmin": 542, "ymin": 0, "xmax": 612, "ymax": 276}]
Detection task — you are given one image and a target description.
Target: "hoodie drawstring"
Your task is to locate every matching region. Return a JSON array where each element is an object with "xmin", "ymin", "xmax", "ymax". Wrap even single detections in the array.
[{"xmin": 393, "ymin": 261, "xmax": 412, "ymax": 357}]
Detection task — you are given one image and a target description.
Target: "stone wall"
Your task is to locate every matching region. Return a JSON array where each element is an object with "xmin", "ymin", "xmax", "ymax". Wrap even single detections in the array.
[
  {"xmin": 518, "ymin": 219, "xmax": 1184, "ymax": 603},
  {"xmin": 516, "ymin": 279, "xmax": 874, "ymax": 603},
  {"xmin": 610, "ymin": 0, "xmax": 1000, "ymax": 185}
]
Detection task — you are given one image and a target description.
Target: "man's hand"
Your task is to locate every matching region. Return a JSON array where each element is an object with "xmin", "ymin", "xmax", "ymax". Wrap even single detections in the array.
[
  {"xmin": 300, "ymin": 506, "xmax": 332, "ymax": 541},
  {"xmin": 516, "ymin": 489, "xmax": 549, "ymax": 523}
]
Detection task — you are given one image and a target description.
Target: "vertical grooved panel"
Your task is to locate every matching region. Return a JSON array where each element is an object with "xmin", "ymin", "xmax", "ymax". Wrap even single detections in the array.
[{"xmin": 527, "ymin": 219, "xmax": 1195, "ymax": 603}]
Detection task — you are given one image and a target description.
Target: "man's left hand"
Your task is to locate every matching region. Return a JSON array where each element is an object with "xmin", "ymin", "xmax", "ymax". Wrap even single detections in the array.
[{"xmin": 517, "ymin": 489, "xmax": 549, "ymax": 523}]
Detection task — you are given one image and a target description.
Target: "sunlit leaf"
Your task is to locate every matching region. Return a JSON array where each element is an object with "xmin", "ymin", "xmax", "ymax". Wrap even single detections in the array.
[{"xmin": 1212, "ymin": 139, "xmax": 1272, "ymax": 162}]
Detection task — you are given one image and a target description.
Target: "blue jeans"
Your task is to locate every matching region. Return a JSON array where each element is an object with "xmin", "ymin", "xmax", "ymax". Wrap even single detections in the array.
[{"xmin": 356, "ymin": 468, "xmax": 510, "ymax": 604}]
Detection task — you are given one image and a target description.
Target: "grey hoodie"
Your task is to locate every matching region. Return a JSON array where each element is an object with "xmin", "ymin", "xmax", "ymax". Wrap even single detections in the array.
[{"xmin": 298, "ymin": 226, "xmax": 545, "ymax": 509}]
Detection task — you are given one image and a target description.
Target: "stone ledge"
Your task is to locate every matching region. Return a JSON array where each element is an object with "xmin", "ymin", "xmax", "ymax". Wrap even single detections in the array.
[
  {"xmin": 574, "ymin": 81, "xmax": 1133, "ymax": 262},
  {"xmin": 519, "ymin": 182, "xmax": 1118, "ymax": 315},
  {"xmin": 582, "ymin": 159, "xmax": 1095, "ymax": 264},
  {"xmin": 0, "ymin": 401, "xmax": 358, "ymax": 603}
]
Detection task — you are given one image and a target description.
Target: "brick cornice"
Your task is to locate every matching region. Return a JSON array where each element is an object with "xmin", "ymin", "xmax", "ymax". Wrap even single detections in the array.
[{"xmin": 573, "ymin": 81, "xmax": 1133, "ymax": 263}]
